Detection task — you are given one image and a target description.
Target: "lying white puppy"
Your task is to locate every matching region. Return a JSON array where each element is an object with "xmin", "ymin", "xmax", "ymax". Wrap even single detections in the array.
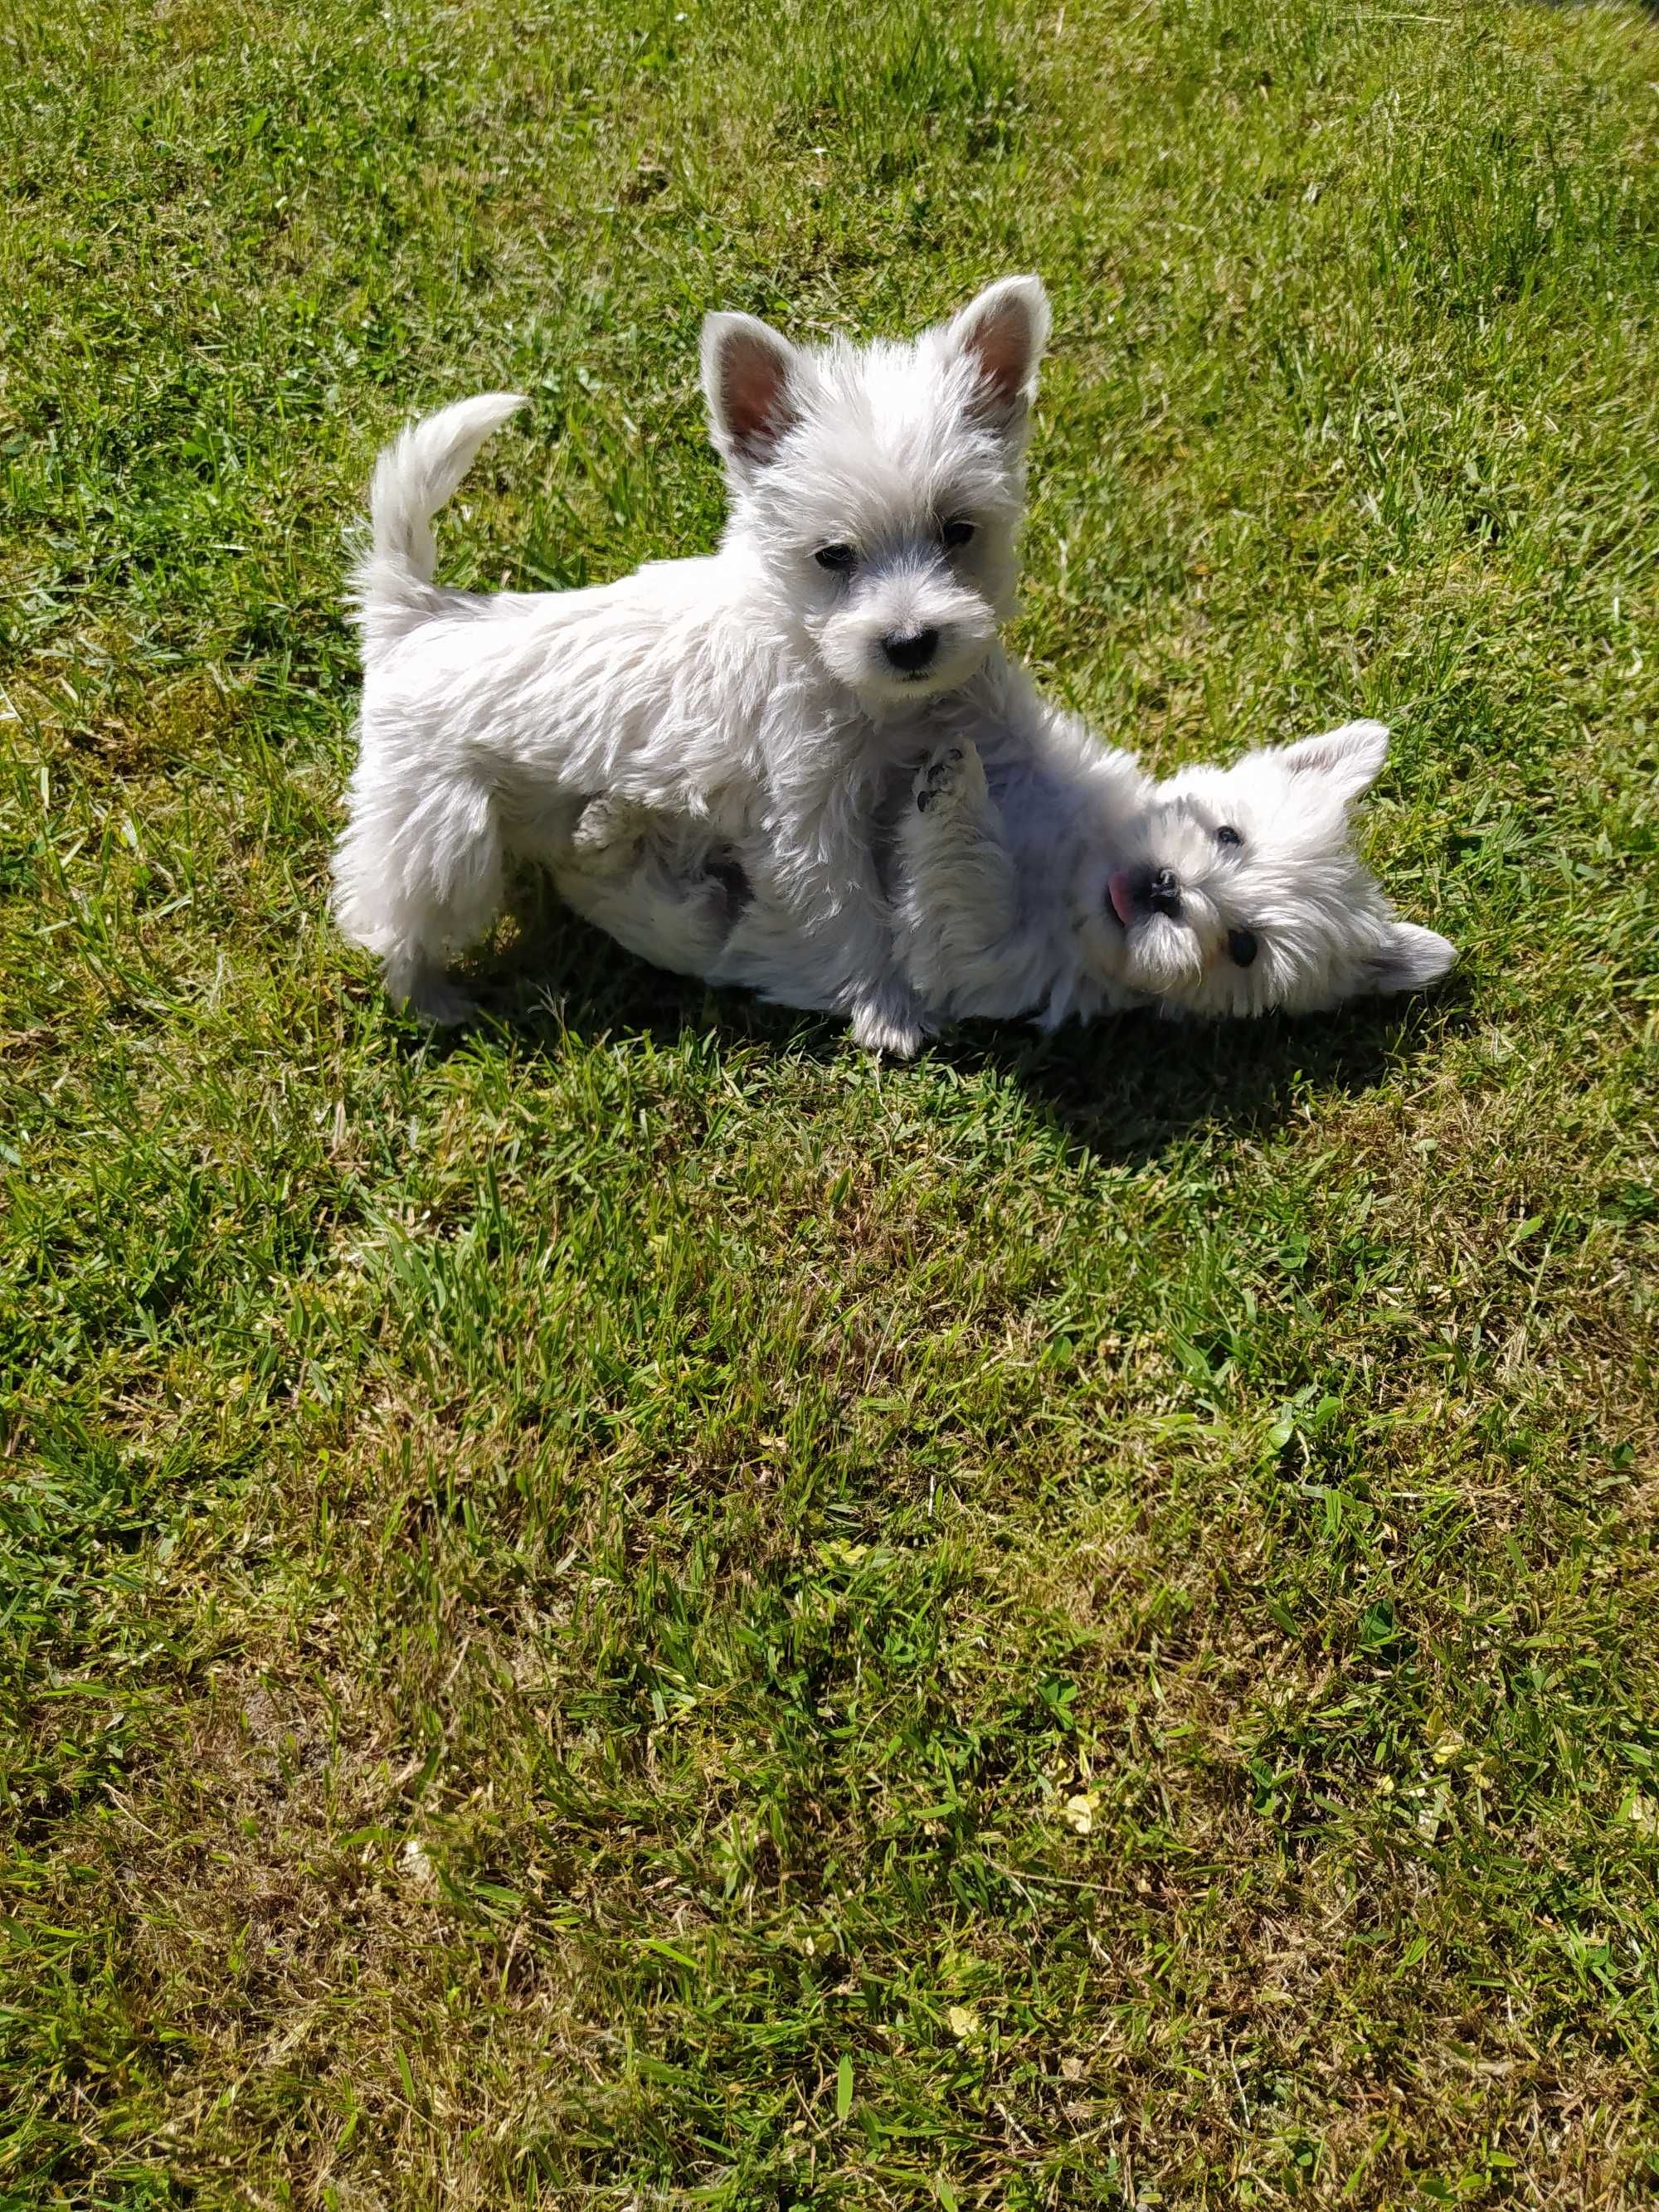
[{"xmin": 555, "ymin": 702, "xmax": 1455, "ymax": 1037}]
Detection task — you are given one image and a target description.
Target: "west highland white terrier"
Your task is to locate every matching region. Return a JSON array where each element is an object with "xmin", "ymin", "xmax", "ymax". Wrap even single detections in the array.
[
  {"xmin": 554, "ymin": 699, "xmax": 1456, "ymax": 1037},
  {"xmin": 332, "ymin": 277, "xmax": 1052, "ymax": 1053}
]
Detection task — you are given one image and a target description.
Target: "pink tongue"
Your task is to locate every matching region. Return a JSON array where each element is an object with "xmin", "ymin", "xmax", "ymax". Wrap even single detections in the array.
[{"xmin": 1107, "ymin": 870, "xmax": 1139, "ymax": 929}]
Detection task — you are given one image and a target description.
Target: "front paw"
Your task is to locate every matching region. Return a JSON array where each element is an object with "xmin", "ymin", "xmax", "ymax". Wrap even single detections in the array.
[
  {"xmin": 912, "ymin": 739, "xmax": 986, "ymax": 815},
  {"xmin": 849, "ymin": 999, "xmax": 925, "ymax": 1059}
]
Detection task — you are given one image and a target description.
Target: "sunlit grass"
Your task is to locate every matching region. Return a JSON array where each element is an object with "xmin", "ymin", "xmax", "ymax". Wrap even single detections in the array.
[{"xmin": 2, "ymin": 0, "xmax": 1657, "ymax": 2203}]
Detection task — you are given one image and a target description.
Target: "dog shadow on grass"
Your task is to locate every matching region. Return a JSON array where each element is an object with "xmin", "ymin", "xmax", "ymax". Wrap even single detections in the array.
[{"xmin": 440, "ymin": 890, "xmax": 1465, "ymax": 1171}]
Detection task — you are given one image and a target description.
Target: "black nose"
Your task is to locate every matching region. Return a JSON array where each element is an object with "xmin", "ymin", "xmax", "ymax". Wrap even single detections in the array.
[
  {"xmin": 883, "ymin": 627, "xmax": 939, "ymax": 674},
  {"xmin": 1146, "ymin": 867, "xmax": 1182, "ymax": 917}
]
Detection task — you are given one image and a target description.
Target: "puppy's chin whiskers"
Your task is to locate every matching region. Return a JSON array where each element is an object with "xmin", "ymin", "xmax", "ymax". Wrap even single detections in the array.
[
  {"xmin": 860, "ymin": 675, "xmax": 965, "ymax": 718},
  {"xmin": 1124, "ymin": 915, "xmax": 1205, "ymax": 995}
]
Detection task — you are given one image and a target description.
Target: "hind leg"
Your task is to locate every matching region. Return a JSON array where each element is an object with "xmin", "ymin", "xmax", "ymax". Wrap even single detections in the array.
[
  {"xmin": 557, "ymin": 798, "xmax": 737, "ymax": 980},
  {"xmin": 333, "ymin": 764, "xmax": 507, "ymax": 1023},
  {"xmin": 380, "ymin": 945, "xmax": 480, "ymax": 1027},
  {"xmin": 568, "ymin": 792, "xmax": 654, "ymax": 867}
]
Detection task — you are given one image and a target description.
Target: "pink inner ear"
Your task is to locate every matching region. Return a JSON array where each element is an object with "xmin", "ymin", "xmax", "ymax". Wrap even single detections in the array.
[
  {"xmin": 719, "ymin": 332, "xmax": 797, "ymax": 464},
  {"xmin": 961, "ymin": 304, "xmax": 1034, "ymax": 414},
  {"xmin": 1280, "ymin": 722, "xmax": 1390, "ymax": 799},
  {"xmin": 1285, "ymin": 740, "xmax": 1345, "ymax": 775}
]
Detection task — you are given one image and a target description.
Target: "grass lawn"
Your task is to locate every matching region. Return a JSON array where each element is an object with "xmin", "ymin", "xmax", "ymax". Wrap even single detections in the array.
[{"xmin": 3, "ymin": 0, "xmax": 1658, "ymax": 2202}]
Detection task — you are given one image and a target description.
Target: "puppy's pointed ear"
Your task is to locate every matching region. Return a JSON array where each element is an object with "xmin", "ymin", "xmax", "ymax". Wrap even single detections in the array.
[
  {"xmin": 702, "ymin": 311, "xmax": 805, "ymax": 474},
  {"xmin": 1277, "ymin": 718, "xmax": 1392, "ymax": 809},
  {"xmin": 1369, "ymin": 921, "xmax": 1457, "ymax": 996},
  {"xmin": 945, "ymin": 275, "xmax": 1050, "ymax": 431}
]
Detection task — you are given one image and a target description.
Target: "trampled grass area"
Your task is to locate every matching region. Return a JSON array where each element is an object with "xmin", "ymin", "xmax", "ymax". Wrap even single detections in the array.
[{"xmin": 2, "ymin": 0, "xmax": 1657, "ymax": 2202}]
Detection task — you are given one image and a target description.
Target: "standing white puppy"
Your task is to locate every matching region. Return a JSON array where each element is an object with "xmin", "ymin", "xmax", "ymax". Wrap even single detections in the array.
[{"xmin": 332, "ymin": 278, "xmax": 1050, "ymax": 1051}]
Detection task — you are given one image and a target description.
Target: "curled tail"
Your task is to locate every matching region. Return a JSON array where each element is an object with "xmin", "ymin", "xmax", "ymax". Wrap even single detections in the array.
[{"xmin": 350, "ymin": 392, "xmax": 527, "ymax": 656}]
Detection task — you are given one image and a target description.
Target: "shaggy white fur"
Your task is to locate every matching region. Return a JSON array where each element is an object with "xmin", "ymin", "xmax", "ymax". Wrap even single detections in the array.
[
  {"xmin": 332, "ymin": 277, "xmax": 1052, "ymax": 1053},
  {"xmin": 555, "ymin": 705, "xmax": 1456, "ymax": 1038}
]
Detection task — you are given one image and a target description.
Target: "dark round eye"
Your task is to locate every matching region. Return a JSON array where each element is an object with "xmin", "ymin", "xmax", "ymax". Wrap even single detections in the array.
[
  {"xmin": 941, "ymin": 517, "xmax": 976, "ymax": 551},
  {"xmin": 1228, "ymin": 927, "xmax": 1259, "ymax": 968},
  {"xmin": 814, "ymin": 543, "xmax": 856, "ymax": 572},
  {"xmin": 1216, "ymin": 824, "xmax": 1243, "ymax": 847}
]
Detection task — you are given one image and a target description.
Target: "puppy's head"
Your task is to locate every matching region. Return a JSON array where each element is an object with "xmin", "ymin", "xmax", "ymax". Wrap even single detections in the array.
[
  {"xmin": 1072, "ymin": 721, "xmax": 1455, "ymax": 1016},
  {"xmin": 702, "ymin": 277, "xmax": 1048, "ymax": 713}
]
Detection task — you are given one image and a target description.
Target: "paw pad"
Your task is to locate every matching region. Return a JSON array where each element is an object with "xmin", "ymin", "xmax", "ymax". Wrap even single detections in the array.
[{"xmin": 914, "ymin": 746, "xmax": 965, "ymax": 812}]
